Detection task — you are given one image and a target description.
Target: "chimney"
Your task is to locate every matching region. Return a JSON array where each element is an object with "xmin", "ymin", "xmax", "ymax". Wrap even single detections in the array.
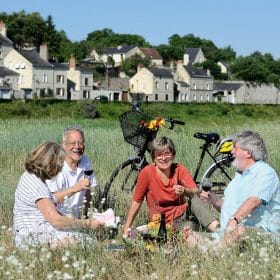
[
  {"xmin": 69, "ymin": 54, "xmax": 76, "ymax": 69},
  {"xmin": 137, "ymin": 63, "xmax": 144, "ymax": 72},
  {"xmin": 183, "ymin": 54, "xmax": 189, "ymax": 66},
  {"xmin": 39, "ymin": 43, "xmax": 49, "ymax": 61},
  {"xmin": 0, "ymin": 21, "xmax": 7, "ymax": 37}
]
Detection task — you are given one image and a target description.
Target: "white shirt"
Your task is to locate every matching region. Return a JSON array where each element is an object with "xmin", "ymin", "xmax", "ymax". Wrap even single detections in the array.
[{"xmin": 47, "ymin": 155, "xmax": 97, "ymax": 218}]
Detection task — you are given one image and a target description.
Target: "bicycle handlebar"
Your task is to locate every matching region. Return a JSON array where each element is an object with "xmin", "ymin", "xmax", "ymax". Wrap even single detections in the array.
[{"xmin": 130, "ymin": 102, "xmax": 185, "ymax": 129}]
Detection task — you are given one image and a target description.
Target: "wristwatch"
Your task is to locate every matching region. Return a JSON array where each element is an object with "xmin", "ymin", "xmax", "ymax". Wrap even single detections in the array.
[{"xmin": 229, "ymin": 216, "xmax": 239, "ymax": 224}]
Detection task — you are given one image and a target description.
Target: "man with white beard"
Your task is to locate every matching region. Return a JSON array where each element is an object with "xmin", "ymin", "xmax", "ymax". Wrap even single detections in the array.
[
  {"xmin": 47, "ymin": 126, "xmax": 97, "ymax": 218},
  {"xmin": 201, "ymin": 130, "xmax": 280, "ymax": 243}
]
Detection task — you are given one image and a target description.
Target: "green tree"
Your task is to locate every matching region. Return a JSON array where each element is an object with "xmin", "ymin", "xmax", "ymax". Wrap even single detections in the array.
[{"xmin": 120, "ymin": 54, "xmax": 150, "ymax": 77}]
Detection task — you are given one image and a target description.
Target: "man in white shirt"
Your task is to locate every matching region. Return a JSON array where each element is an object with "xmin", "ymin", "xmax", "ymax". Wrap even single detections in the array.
[{"xmin": 47, "ymin": 126, "xmax": 97, "ymax": 218}]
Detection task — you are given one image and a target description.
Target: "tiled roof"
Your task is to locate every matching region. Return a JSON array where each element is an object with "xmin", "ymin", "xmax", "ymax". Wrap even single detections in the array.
[
  {"xmin": 213, "ymin": 82, "xmax": 243, "ymax": 91},
  {"xmin": 19, "ymin": 49, "xmax": 53, "ymax": 68},
  {"xmin": 52, "ymin": 62, "xmax": 69, "ymax": 70},
  {"xmin": 184, "ymin": 48, "xmax": 200, "ymax": 64},
  {"xmin": 183, "ymin": 65, "xmax": 212, "ymax": 78},
  {"xmin": 0, "ymin": 34, "xmax": 13, "ymax": 46},
  {"xmin": 139, "ymin": 48, "xmax": 162, "ymax": 59},
  {"xmin": 0, "ymin": 66, "xmax": 19, "ymax": 77},
  {"xmin": 104, "ymin": 45, "xmax": 137, "ymax": 55},
  {"xmin": 149, "ymin": 67, "xmax": 173, "ymax": 78}
]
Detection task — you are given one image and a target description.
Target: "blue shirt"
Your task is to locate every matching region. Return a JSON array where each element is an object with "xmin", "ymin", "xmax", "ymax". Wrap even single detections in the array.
[{"xmin": 220, "ymin": 161, "xmax": 280, "ymax": 233}]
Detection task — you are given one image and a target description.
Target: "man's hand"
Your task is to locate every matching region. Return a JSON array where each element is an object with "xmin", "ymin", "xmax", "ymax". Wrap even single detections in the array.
[
  {"xmin": 200, "ymin": 190, "xmax": 211, "ymax": 203},
  {"xmin": 88, "ymin": 219, "xmax": 104, "ymax": 229},
  {"xmin": 74, "ymin": 178, "xmax": 90, "ymax": 192}
]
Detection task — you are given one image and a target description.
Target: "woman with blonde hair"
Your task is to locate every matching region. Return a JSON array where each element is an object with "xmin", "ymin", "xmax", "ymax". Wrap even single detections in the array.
[{"xmin": 13, "ymin": 142, "xmax": 104, "ymax": 249}]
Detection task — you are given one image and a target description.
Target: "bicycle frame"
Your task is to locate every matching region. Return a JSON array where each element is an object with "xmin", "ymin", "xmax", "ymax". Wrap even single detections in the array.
[{"xmin": 193, "ymin": 132, "xmax": 233, "ymax": 184}]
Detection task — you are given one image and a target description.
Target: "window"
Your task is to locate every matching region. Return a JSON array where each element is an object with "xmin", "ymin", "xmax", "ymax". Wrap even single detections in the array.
[
  {"xmin": 165, "ymin": 82, "xmax": 169, "ymax": 90},
  {"xmin": 165, "ymin": 94, "xmax": 168, "ymax": 101},
  {"xmin": 155, "ymin": 81, "xmax": 159, "ymax": 90},
  {"xmin": 0, "ymin": 49, "xmax": 2, "ymax": 59},
  {"xmin": 84, "ymin": 77, "xmax": 88, "ymax": 86},
  {"xmin": 56, "ymin": 75, "xmax": 64, "ymax": 83},
  {"xmin": 185, "ymin": 93, "xmax": 188, "ymax": 101},
  {"xmin": 206, "ymin": 83, "xmax": 210, "ymax": 90},
  {"xmin": 56, "ymin": 88, "xmax": 65, "ymax": 96},
  {"xmin": 155, "ymin": 94, "xmax": 158, "ymax": 101},
  {"xmin": 83, "ymin": 90, "xmax": 90, "ymax": 99},
  {"xmin": 43, "ymin": 74, "xmax": 48, "ymax": 83},
  {"xmin": 193, "ymin": 83, "xmax": 197, "ymax": 90}
]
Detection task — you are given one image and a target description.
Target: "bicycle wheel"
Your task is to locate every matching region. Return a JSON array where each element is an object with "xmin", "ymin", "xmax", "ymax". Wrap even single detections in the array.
[
  {"xmin": 200, "ymin": 157, "xmax": 234, "ymax": 195},
  {"xmin": 101, "ymin": 158, "xmax": 147, "ymax": 215}
]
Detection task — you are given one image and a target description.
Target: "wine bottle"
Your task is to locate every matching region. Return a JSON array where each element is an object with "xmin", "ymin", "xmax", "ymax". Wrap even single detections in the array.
[{"xmin": 157, "ymin": 212, "xmax": 167, "ymax": 245}]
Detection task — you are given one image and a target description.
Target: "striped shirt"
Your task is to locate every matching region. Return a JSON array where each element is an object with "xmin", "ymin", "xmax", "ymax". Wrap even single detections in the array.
[{"xmin": 13, "ymin": 171, "xmax": 56, "ymax": 234}]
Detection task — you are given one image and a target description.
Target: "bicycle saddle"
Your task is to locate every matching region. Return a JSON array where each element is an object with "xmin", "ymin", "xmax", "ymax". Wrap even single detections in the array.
[{"xmin": 193, "ymin": 132, "xmax": 220, "ymax": 144}]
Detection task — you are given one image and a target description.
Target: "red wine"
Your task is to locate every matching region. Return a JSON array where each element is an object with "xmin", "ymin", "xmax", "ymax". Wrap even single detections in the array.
[{"xmin": 84, "ymin": 169, "xmax": 93, "ymax": 176}]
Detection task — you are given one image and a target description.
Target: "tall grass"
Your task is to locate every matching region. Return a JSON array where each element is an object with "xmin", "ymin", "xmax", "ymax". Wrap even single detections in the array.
[{"xmin": 0, "ymin": 104, "xmax": 279, "ymax": 279}]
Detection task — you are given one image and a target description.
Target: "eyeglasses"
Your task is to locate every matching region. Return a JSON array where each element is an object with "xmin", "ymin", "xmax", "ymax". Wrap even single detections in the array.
[
  {"xmin": 65, "ymin": 141, "xmax": 84, "ymax": 147},
  {"xmin": 155, "ymin": 152, "xmax": 174, "ymax": 160}
]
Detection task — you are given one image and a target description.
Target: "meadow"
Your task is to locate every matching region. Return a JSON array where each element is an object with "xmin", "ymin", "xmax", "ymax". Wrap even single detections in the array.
[{"xmin": 0, "ymin": 101, "xmax": 279, "ymax": 279}]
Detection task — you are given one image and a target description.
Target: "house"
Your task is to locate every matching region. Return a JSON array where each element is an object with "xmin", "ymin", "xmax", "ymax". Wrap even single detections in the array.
[
  {"xmin": 0, "ymin": 21, "xmax": 13, "ymax": 66},
  {"xmin": 184, "ymin": 48, "xmax": 206, "ymax": 65},
  {"xmin": 89, "ymin": 45, "xmax": 138, "ymax": 67},
  {"xmin": 67, "ymin": 54, "xmax": 94, "ymax": 100},
  {"xmin": 137, "ymin": 47, "xmax": 163, "ymax": 66},
  {"xmin": 213, "ymin": 81, "xmax": 280, "ymax": 104},
  {"xmin": 175, "ymin": 60, "xmax": 213, "ymax": 102},
  {"xmin": 99, "ymin": 77, "xmax": 130, "ymax": 101},
  {"xmin": 0, "ymin": 66, "xmax": 19, "ymax": 99},
  {"xmin": 130, "ymin": 65, "xmax": 174, "ymax": 102},
  {"xmin": 217, "ymin": 61, "xmax": 231, "ymax": 74}
]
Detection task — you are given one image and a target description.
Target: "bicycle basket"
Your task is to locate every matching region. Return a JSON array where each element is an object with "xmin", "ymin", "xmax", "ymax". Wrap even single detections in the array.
[{"xmin": 119, "ymin": 110, "xmax": 158, "ymax": 150}]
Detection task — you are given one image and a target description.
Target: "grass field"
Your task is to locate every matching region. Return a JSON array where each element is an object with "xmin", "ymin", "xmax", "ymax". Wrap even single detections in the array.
[{"xmin": 0, "ymin": 101, "xmax": 279, "ymax": 279}]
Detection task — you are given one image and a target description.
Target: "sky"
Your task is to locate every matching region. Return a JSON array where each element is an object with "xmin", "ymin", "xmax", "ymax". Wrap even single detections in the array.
[{"xmin": 2, "ymin": 0, "xmax": 280, "ymax": 59}]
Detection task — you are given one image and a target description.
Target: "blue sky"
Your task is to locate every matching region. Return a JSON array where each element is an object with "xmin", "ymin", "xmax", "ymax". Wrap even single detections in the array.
[{"xmin": 2, "ymin": 0, "xmax": 280, "ymax": 59}]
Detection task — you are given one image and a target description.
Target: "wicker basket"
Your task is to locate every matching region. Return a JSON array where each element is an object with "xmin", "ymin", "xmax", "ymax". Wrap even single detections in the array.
[{"xmin": 119, "ymin": 110, "xmax": 158, "ymax": 150}]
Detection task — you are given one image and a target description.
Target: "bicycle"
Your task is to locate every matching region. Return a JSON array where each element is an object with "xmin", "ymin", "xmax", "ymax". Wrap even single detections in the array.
[{"xmin": 100, "ymin": 102, "xmax": 234, "ymax": 210}]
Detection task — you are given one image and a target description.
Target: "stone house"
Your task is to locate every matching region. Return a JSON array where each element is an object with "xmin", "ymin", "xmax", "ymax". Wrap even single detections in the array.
[
  {"xmin": 66, "ymin": 54, "xmax": 93, "ymax": 100},
  {"xmin": 213, "ymin": 81, "xmax": 280, "ymax": 104},
  {"xmin": 184, "ymin": 47, "xmax": 206, "ymax": 65},
  {"xmin": 175, "ymin": 60, "xmax": 213, "ymax": 102},
  {"xmin": 136, "ymin": 47, "xmax": 163, "ymax": 66},
  {"xmin": 89, "ymin": 45, "xmax": 139, "ymax": 67},
  {"xmin": 130, "ymin": 65, "xmax": 174, "ymax": 102}
]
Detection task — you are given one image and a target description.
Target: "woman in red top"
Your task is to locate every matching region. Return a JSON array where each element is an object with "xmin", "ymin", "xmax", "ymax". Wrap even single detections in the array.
[{"xmin": 123, "ymin": 136, "xmax": 219, "ymax": 235}]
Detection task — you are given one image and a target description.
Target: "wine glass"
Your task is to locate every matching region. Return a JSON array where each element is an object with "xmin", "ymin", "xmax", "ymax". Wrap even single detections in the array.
[
  {"xmin": 199, "ymin": 178, "xmax": 212, "ymax": 192},
  {"xmin": 84, "ymin": 169, "xmax": 93, "ymax": 176},
  {"xmin": 84, "ymin": 169, "xmax": 93, "ymax": 184}
]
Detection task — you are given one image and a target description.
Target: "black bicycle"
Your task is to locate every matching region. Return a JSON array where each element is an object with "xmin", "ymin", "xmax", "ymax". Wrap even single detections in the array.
[{"xmin": 101, "ymin": 102, "xmax": 234, "ymax": 210}]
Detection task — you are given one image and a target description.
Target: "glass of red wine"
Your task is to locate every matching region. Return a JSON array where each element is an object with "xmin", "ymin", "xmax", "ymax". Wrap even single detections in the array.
[
  {"xmin": 200, "ymin": 179, "xmax": 212, "ymax": 192},
  {"xmin": 84, "ymin": 169, "xmax": 93, "ymax": 176}
]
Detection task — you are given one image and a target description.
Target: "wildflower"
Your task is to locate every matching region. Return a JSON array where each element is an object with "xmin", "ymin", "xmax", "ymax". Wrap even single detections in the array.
[
  {"xmin": 150, "ymin": 272, "xmax": 158, "ymax": 280},
  {"xmin": 63, "ymin": 272, "xmax": 73, "ymax": 280},
  {"xmin": 101, "ymin": 267, "xmax": 106, "ymax": 273}
]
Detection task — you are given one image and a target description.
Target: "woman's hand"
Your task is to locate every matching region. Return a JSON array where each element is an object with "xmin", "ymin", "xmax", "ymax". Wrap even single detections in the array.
[{"xmin": 173, "ymin": 184, "xmax": 186, "ymax": 196}]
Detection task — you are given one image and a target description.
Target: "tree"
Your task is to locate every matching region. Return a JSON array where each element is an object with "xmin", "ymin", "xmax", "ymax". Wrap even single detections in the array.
[{"xmin": 120, "ymin": 54, "xmax": 150, "ymax": 77}]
